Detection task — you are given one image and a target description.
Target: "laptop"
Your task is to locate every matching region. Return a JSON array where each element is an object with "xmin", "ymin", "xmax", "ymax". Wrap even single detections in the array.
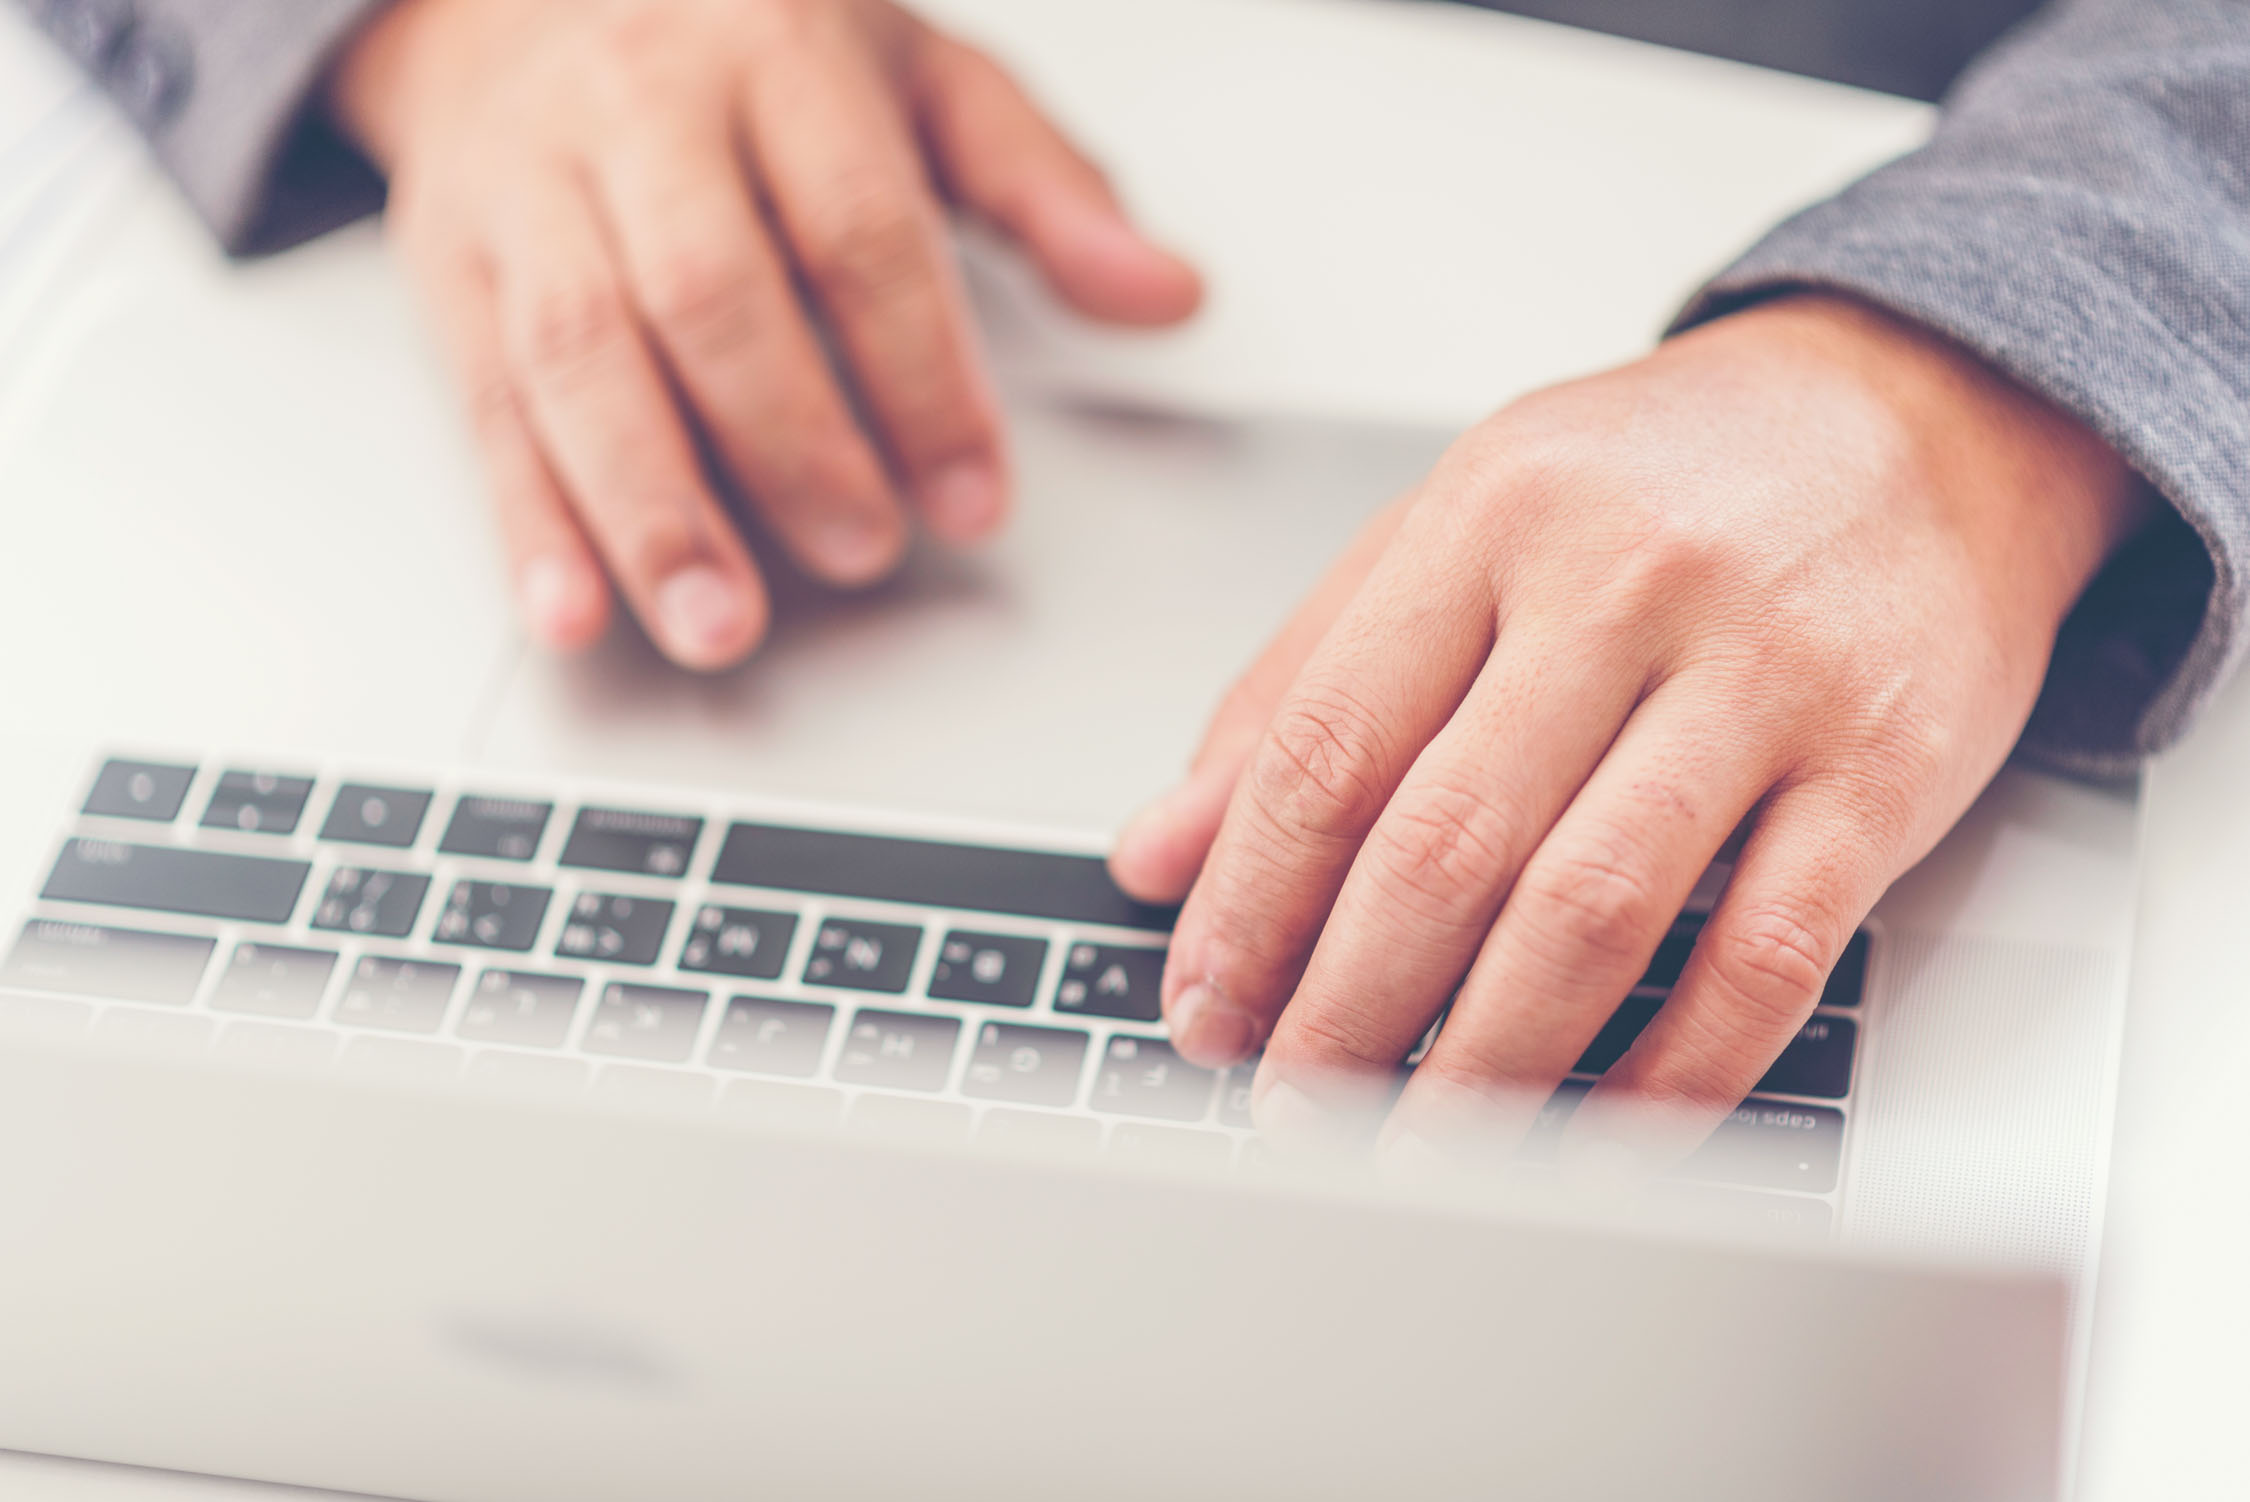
[{"xmin": 0, "ymin": 276, "xmax": 2132, "ymax": 1500}]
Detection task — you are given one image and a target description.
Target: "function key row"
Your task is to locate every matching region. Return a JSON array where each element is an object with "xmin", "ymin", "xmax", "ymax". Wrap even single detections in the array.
[
  {"xmin": 78, "ymin": 761, "xmax": 1180, "ymax": 934},
  {"xmin": 80, "ymin": 761, "xmax": 687, "ymax": 873}
]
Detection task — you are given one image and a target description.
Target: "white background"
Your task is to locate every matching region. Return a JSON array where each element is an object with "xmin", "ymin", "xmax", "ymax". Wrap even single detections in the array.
[{"xmin": 0, "ymin": 0, "xmax": 2243, "ymax": 1497}]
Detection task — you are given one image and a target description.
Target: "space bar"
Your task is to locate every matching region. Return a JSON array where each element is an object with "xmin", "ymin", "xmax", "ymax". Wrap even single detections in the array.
[
  {"xmin": 711, "ymin": 823, "xmax": 1179, "ymax": 929},
  {"xmin": 41, "ymin": 839, "xmax": 309, "ymax": 924}
]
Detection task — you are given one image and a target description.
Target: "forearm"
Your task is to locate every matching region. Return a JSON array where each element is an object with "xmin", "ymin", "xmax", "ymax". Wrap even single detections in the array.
[
  {"xmin": 15, "ymin": 0, "xmax": 392, "ymax": 252},
  {"xmin": 1675, "ymin": 0, "xmax": 2250, "ymax": 775}
]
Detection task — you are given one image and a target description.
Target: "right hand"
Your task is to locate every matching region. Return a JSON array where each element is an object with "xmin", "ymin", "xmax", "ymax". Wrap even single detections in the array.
[{"xmin": 327, "ymin": 0, "xmax": 1202, "ymax": 668}]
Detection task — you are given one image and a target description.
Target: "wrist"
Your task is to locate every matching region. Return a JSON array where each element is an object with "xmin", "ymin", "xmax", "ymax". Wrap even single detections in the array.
[{"xmin": 1698, "ymin": 291, "xmax": 2151, "ymax": 624}]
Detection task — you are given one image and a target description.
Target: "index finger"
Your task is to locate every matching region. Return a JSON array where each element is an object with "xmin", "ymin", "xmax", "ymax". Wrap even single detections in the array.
[{"xmin": 1156, "ymin": 502, "xmax": 1497, "ymax": 1082}]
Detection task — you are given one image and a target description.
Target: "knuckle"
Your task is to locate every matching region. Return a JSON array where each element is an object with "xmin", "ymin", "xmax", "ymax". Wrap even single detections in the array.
[
  {"xmin": 1703, "ymin": 898, "xmax": 1840, "ymax": 1028},
  {"xmin": 1627, "ymin": 1047, "xmax": 1747, "ymax": 1116},
  {"xmin": 1250, "ymin": 690, "xmax": 1395, "ymax": 844},
  {"xmin": 1275, "ymin": 1004, "xmax": 1400, "ymax": 1074},
  {"xmin": 1366, "ymin": 780, "xmax": 1521, "ymax": 921},
  {"xmin": 515, "ymin": 278, "xmax": 633, "ymax": 380},
  {"xmin": 637, "ymin": 250, "xmax": 758, "ymax": 352},
  {"xmin": 1411, "ymin": 1051, "xmax": 1505, "ymax": 1099},
  {"xmin": 798, "ymin": 180, "xmax": 932, "ymax": 308},
  {"xmin": 1597, "ymin": 507, "xmax": 1739, "ymax": 613},
  {"xmin": 1517, "ymin": 833, "xmax": 1667, "ymax": 969},
  {"xmin": 461, "ymin": 367, "xmax": 521, "ymax": 438},
  {"xmin": 585, "ymin": 11, "xmax": 695, "ymax": 103}
]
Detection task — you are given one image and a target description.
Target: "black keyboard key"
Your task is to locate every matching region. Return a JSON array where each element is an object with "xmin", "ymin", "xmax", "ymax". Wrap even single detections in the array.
[
  {"xmin": 200, "ymin": 771, "xmax": 314, "ymax": 835},
  {"xmin": 1823, "ymin": 932, "xmax": 1870, "ymax": 1008},
  {"xmin": 679, "ymin": 905, "xmax": 797, "ymax": 981},
  {"xmin": 334, "ymin": 956, "xmax": 461, "ymax": 1033},
  {"xmin": 1519, "ymin": 1080, "xmax": 1595, "ymax": 1164},
  {"xmin": 834, "ymin": 1009, "xmax": 960, "ymax": 1092},
  {"xmin": 961, "ymin": 1021, "xmax": 1089, "ymax": 1108},
  {"xmin": 1585, "ymin": 948, "xmax": 1869, "ymax": 1080},
  {"xmin": 1638, "ymin": 919, "xmax": 1704, "ymax": 991},
  {"xmin": 1682, "ymin": 1100, "xmax": 1847, "ymax": 1194},
  {"xmin": 927, "ymin": 930, "xmax": 1047, "ymax": 1008},
  {"xmin": 212, "ymin": 942, "xmax": 338, "ymax": 1020},
  {"xmin": 432, "ymin": 880, "xmax": 551, "ymax": 952},
  {"xmin": 2, "ymin": 919, "xmax": 213, "ymax": 1004},
  {"xmin": 1091, "ymin": 1035, "xmax": 1215, "ymax": 1121},
  {"xmin": 559, "ymin": 807, "xmax": 702, "ymax": 878},
  {"xmin": 802, "ymin": 918, "xmax": 920, "ymax": 993},
  {"xmin": 310, "ymin": 867, "xmax": 430, "ymax": 939},
  {"xmin": 83, "ymin": 759, "xmax": 194, "ymax": 821},
  {"xmin": 1054, "ymin": 943, "xmax": 1165, "ymax": 1023},
  {"xmin": 1754, "ymin": 1015, "xmax": 1858, "ymax": 1100},
  {"xmin": 709, "ymin": 995, "xmax": 834, "ymax": 1077},
  {"xmin": 582, "ymin": 982, "xmax": 710, "ymax": 1063},
  {"xmin": 457, "ymin": 969, "xmax": 583, "ymax": 1048},
  {"xmin": 439, "ymin": 796, "xmax": 553, "ymax": 861},
  {"xmin": 556, "ymin": 891, "xmax": 674, "ymax": 966},
  {"xmin": 711, "ymin": 822, "xmax": 1177, "ymax": 930},
  {"xmin": 321, "ymin": 784, "xmax": 432, "ymax": 848},
  {"xmin": 42, "ymin": 839, "xmax": 309, "ymax": 925},
  {"xmin": 1575, "ymin": 995, "xmax": 1662, "ymax": 1077},
  {"xmin": 1523, "ymin": 1082, "xmax": 1845, "ymax": 1194}
]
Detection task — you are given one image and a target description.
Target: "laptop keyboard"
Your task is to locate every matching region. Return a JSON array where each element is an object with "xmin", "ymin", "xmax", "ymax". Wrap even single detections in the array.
[{"xmin": 2, "ymin": 756, "xmax": 1869, "ymax": 1216}]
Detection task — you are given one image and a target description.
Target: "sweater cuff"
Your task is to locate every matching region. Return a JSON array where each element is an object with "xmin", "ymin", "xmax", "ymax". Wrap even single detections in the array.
[
  {"xmin": 32, "ymin": 0, "xmax": 392, "ymax": 253},
  {"xmin": 1672, "ymin": 178, "xmax": 2243, "ymax": 778}
]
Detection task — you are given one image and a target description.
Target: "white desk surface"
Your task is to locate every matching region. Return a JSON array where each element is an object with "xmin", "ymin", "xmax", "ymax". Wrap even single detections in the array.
[{"xmin": 0, "ymin": 0, "xmax": 2241, "ymax": 1497}]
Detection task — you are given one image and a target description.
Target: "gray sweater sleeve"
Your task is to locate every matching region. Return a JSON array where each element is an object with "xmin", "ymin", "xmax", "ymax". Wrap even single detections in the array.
[
  {"xmin": 1675, "ymin": 0, "xmax": 2250, "ymax": 778},
  {"xmin": 20, "ymin": 0, "xmax": 391, "ymax": 252}
]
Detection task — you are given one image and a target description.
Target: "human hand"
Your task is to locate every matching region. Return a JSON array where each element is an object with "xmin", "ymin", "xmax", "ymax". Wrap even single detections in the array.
[
  {"xmin": 328, "ymin": 0, "xmax": 1201, "ymax": 668},
  {"xmin": 1110, "ymin": 294, "xmax": 2148, "ymax": 1177}
]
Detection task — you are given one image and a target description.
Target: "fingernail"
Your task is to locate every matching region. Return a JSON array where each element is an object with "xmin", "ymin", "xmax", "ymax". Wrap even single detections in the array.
[
  {"xmin": 1378, "ymin": 1128, "xmax": 1455, "ymax": 1186},
  {"xmin": 1171, "ymin": 983, "xmax": 1256, "ymax": 1067},
  {"xmin": 816, "ymin": 511, "xmax": 899, "ymax": 583},
  {"xmin": 520, "ymin": 556, "xmax": 583, "ymax": 643},
  {"xmin": 654, "ymin": 565, "xmax": 750, "ymax": 667},
  {"xmin": 920, "ymin": 459, "xmax": 1005, "ymax": 539},
  {"xmin": 1064, "ymin": 198, "xmax": 1173, "ymax": 263},
  {"xmin": 1253, "ymin": 1079, "xmax": 1333, "ymax": 1150}
]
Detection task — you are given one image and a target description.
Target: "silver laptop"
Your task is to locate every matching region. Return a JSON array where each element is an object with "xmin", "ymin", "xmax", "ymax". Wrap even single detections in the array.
[{"xmin": 0, "ymin": 286, "xmax": 2134, "ymax": 1500}]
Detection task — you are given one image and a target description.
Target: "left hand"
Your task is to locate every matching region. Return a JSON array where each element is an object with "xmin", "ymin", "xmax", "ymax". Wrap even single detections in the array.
[{"xmin": 1108, "ymin": 293, "xmax": 2149, "ymax": 1177}]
